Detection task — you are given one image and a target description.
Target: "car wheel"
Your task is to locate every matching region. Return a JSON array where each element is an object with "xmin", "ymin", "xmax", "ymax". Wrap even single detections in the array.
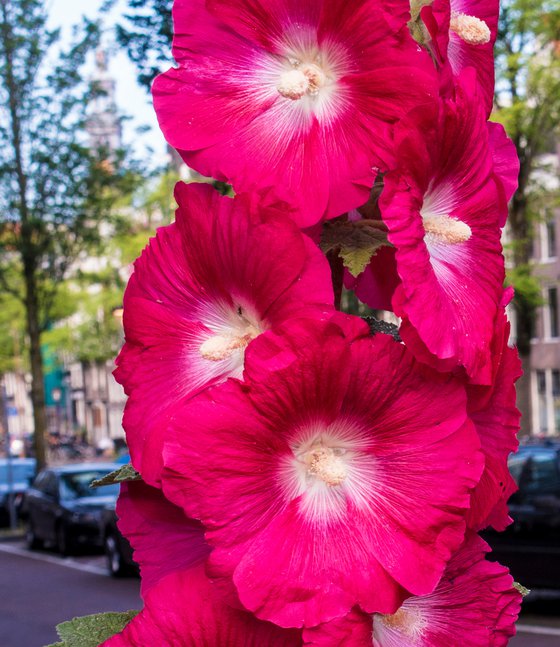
[
  {"xmin": 56, "ymin": 523, "xmax": 73, "ymax": 557},
  {"xmin": 26, "ymin": 521, "xmax": 43, "ymax": 550},
  {"xmin": 105, "ymin": 533, "xmax": 127, "ymax": 577}
]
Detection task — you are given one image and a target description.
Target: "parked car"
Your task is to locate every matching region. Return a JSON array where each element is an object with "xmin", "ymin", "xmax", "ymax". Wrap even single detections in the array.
[
  {"xmin": 483, "ymin": 442, "xmax": 560, "ymax": 589},
  {"xmin": 0, "ymin": 458, "xmax": 36, "ymax": 526},
  {"xmin": 100, "ymin": 505, "xmax": 138, "ymax": 577},
  {"xmin": 24, "ymin": 463, "xmax": 119, "ymax": 555}
]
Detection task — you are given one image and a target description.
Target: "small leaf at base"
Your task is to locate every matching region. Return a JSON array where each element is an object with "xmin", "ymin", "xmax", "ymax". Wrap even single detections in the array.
[
  {"xmin": 320, "ymin": 219, "xmax": 391, "ymax": 278},
  {"xmin": 513, "ymin": 582, "xmax": 531, "ymax": 597},
  {"xmin": 91, "ymin": 463, "xmax": 142, "ymax": 488},
  {"xmin": 46, "ymin": 610, "xmax": 139, "ymax": 647}
]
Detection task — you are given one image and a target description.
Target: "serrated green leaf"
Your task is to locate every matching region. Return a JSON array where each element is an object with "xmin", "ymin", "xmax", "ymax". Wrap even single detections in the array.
[
  {"xmin": 513, "ymin": 582, "xmax": 531, "ymax": 597},
  {"xmin": 91, "ymin": 463, "xmax": 142, "ymax": 488},
  {"xmin": 47, "ymin": 610, "xmax": 139, "ymax": 647},
  {"xmin": 320, "ymin": 220, "xmax": 391, "ymax": 278}
]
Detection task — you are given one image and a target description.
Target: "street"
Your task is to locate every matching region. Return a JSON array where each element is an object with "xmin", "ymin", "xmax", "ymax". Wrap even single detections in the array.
[
  {"xmin": 0, "ymin": 541, "xmax": 141, "ymax": 647},
  {"xmin": 0, "ymin": 539, "xmax": 558, "ymax": 646}
]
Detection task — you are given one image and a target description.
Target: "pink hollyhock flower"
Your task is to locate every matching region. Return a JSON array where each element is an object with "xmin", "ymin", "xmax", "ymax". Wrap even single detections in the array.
[
  {"xmin": 163, "ymin": 319, "xmax": 483, "ymax": 628},
  {"xmin": 421, "ymin": 0, "xmax": 499, "ymax": 114},
  {"xmin": 488, "ymin": 121, "xmax": 520, "ymax": 225},
  {"xmin": 380, "ymin": 75, "xmax": 510, "ymax": 384},
  {"xmin": 115, "ymin": 182, "xmax": 333, "ymax": 486},
  {"xmin": 152, "ymin": 0, "xmax": 439, "ymax": 226},
  {"xmin": 305, "ymin": 533, "xmax": 521, "ymax": 646},
  {"xmin": 466, "ymin": 309, "xmax": 522, "ymax": 531},
  {"xmin": 102, "ymin": 482, "xmax": 302, "ymax": 647}
]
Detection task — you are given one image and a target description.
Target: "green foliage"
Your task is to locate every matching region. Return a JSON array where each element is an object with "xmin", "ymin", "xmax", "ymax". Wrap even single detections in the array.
[
  {"xmin": 114, "ymin": 0, "xmax": 173, "ymax": 91},
  {"xmin": 0, "ymin": 272, "xmax": 26, "ymax": 374},
  {"xmin": 46, "ymin": 610, "xmax": 139, "ymax": 647},
  {"xmin": 506, "ymin": 264, "xmax": 544, "ymax": 310},
  {"xmin": 493, "ymin": 0, "xmax": 560, "ymax": 350},
  {"xmin": 0, "ymin": 0, "xmax": 144, "ymax": 323}
]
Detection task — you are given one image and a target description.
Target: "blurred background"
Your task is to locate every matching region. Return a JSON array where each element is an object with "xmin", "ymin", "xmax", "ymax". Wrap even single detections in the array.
[{"xmin": 0, "ymin": 0, "xmax": 559, "ymax": 645}]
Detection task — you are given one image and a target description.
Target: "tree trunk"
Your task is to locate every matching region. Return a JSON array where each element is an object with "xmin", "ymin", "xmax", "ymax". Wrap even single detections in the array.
[{"xmin": 23, "ymin": 259, "xmax": 47, "ymax": 471}]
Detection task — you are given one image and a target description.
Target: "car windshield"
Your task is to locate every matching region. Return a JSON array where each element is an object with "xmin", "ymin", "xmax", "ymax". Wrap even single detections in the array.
[
  {"xmin": 59, "ymin": 471, "xmax": 120, "ymax": 500},
  {"xmin": 0, "ymin": 463, "xmax": 35, "ymax": 483},
  {"xmin": 508, "ymin": 453, "xmax": 529, "ymax": 484}
]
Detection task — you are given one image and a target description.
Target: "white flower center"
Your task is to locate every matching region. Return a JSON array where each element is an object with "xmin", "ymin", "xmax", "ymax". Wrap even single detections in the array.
[
  {"xmin": 304, "ymin": 446, "xmax": 347, "ymax": 486},
  {"xmin": 277, "ymin": 62, "xmax": 327, "ymax": 100},
  {"xmin": 199, "ymin": 328, "xmax": 258, "ymax": 361},
  {"xmin": 450, "ymin": 12, "xmax": 491, "ymax": 45},
  {"xmin": 423, "ymin": 214, "xmax": 472, "ymax": 245},
  {"xmin": 374, "ymin": 606, "xmax": 427, "ymax": 641},
  {"xmin": 199, "ymin": 304, "xmax": 261, "ymax": 362}
]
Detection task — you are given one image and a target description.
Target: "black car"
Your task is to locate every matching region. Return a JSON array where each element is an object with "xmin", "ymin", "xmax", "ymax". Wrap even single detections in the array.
[
  {"xmin": 484, "ymin": 442, "xmax": 560, "ymax": 589},
  {"xmin": 24, "ymin": 463, "xmax": 119, "ymax": 555},
  {"xmin": 100, "ymin": 505, "xmax": 138, "ymax": 577},
  {"xmin": 0, "ymin": 458, "xmax": 36, "ymax": 526}
]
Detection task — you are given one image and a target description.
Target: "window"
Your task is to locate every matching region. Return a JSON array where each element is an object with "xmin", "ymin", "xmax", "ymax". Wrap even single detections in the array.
[
  {"xmin": 547, "ymin": 220, "xmax": 557, "ymax": 259},
  {"xmin": 522, "ymin": 451, "xmax": 560, "ymax": 493},
  {"xmin": 547, "ymin": 287, "xmax": 559, "ymax": 338},
  {"xmin": 537, "ymin": 370, "xmax": 548, "ymax": 433},
  {"xmin": 553, "ymin": 370, "xmax": 560, "ymax": 432},
  {"xmin": 59, "ymin": 470, "xmax": 120, "ymax": 500}
]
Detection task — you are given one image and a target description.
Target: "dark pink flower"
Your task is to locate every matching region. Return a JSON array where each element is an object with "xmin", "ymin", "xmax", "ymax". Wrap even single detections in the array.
[
  {"xmin": 380, "ymin": 76, "xmax": 507, "ymax": 384},
  {"xmin": 343, "ymin": 244, "xmax": 399, "ymax": 311},
  {"xmin": 466, "ymin": 309, "xmax": 522, "ymax": 531},
  {"xmin": 152, "ymin": 0, "xmax": 438, "ymax": 226},
  {"xmin": 488, "ymin": 121, "xmax": 520, "ymax": 225},
  {"xmin": 102, "ymin": 483, "xmax": 302, "ymax": 647},
  {"xmin": 114, "ymin": 481, "xmax": 209, "ymax": 597},
  {"xmin": 163, "ymin": 319, "xmax": 483, "ymax": 628},
  {"xmin": 305, "ymin": 533, "xmax": 521, "ymax": 646},
  {"xmin": 115, "ymin": 182, "xmax": 333, "ymax": 486},
  {"xmin": 424, "ymin": 0, "xmax": 499, "ymax": 114}
]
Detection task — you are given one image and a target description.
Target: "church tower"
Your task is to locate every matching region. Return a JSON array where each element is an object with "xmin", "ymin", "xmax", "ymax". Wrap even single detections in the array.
[{"xmin": 86, "ymin": 49, "xmax": 122, "ymax": 154}]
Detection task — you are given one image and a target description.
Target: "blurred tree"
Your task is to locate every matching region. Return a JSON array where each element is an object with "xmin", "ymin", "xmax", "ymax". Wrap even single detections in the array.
[
  {"xmin": 44, "ymin": 170, "xmax": 178, "ymax": 364},
  {"xmin": 114, "ymin": 0, "xmax": 173, "ymax": 91},
  {"xmin": 493, "ymin": 0, "xmax": 560, "ymax": 428},
  {"xmin": 0, "ymin": 0, "xmax": 139, "ymax": 469}
]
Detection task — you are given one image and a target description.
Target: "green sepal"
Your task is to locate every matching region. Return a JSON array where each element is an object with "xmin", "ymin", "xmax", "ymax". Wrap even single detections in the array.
[
  {"xmin": 513, "ymin": 582, "xmax": 531, "ymax": 597},
  {"xmin": 45, "ymin": 610, "xmax": 139, "ymax": 647},
  {"xmin": 91, "ymin": 463, "xmax": 142, "ymax": 488},
  {"xmin": 320, "ymin": 219, "xmax": 392, "ymax": 278}
]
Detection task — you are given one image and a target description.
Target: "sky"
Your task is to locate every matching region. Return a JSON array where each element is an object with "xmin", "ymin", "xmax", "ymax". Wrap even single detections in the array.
[{"xmin": 48, "ymin": 0, "xmax": 169, "ymax": 166}]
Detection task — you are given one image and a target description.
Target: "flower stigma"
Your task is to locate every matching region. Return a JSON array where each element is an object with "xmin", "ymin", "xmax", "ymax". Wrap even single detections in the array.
[
  {"xmin": 277, "ymin": 62, "xmax": 327, "ymax": 100},
  {"xmin": 304, "ymin": 445, "xmax": 347, "ymax": 486},
  {"xmin": 423, "ymin": 214, "xmax": 472, "ymax": 245},
  {"xmin": 450, "ymin": 13, "xmax": 491, "ymax": 45},
  {"xmin": 199, "ymin": 330, "xmax": 257, "ymax": 361}
]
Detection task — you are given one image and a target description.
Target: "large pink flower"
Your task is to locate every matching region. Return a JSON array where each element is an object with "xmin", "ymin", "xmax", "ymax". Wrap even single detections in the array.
[
  {"xmin": 115, "ymin": 182, "xmax": 333, "ymax": 486},
  {"xmin": 305, "ymin": 533, "xmax": 521, "ymax": 646},
  {"xmin": 466, "ymin": 309, "xmax": 522, "ymax": 531},
  {"xmin": 152, "ymin": 0, "xmax": 439, "ymax": 226},
  {"xmin": 163, "ymin": 319, "xmax": 483, "ymax": 628},
  {"xmin": 102, "ymin": 482, "xmax": 302, "ymax": 647},
  {"xmin": 380, "ymin": 76, "xmax": 509, "ymax": 384}
]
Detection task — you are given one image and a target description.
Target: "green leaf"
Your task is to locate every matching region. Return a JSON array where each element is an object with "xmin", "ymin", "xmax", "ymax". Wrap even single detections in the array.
[
  {"xmin": 513, "ymin": 582, "xmax": 531, "ymax": 598},
  {"xmin": 91, "ymin": 463, "xmax": 142, "ymax": 488},
  {"xmin": 46, "ymin": 611, "xmax": 139, "ymax": 647},
  {"xmin": 320, "ymin": 219, "xmax": 391, "ymax": 278}
]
